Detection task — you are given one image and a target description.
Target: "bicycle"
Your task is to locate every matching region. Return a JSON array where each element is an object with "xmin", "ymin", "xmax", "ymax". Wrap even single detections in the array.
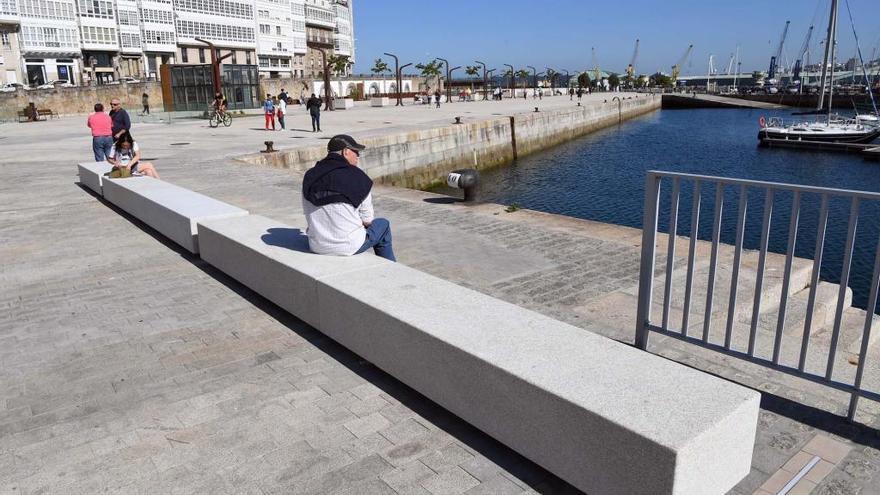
[{"xmin": 208, "ymin": 106, "xmax": 232, "ymax": 128}]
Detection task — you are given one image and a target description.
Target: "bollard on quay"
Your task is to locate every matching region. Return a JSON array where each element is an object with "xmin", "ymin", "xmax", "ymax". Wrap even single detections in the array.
[
  {"xmin": 261, "ymin": 141, "xmax": 277, "ymax": 153},
  {"xmin": 447, "ymin": 169, "xmax": 479, "ymax": 202}
]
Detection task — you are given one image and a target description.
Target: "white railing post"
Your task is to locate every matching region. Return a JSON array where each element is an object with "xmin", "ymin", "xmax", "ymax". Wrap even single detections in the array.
[{"xmin": 635, "ymin": 172, "xmax": 662, "ymax": 349}]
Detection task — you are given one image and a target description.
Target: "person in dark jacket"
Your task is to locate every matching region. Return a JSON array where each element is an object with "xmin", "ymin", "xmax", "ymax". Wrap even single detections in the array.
[
  {"xmin": 109, "ymin": 98, "xmax": 131, "ymax": 140},
  {"xmin": 301, "ymin": 134, "xmax": 395, "ymax": 261},
  {"xmin": 306, "ymin": 93, "xmax": 322, "ymax": 132}
]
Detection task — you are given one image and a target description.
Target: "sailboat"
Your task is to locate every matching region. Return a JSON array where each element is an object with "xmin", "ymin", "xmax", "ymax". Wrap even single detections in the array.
[{"xmin": 758, "ymin": 0, "xmax": 880, "ymax": 144}]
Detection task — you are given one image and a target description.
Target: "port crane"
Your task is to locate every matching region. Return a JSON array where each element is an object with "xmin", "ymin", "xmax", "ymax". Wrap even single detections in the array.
[
  {"xmin": 671, "ymin": 44, "xmax": 694, "ymax": 81},
  {"xmin": 626, "ymin": 39, "xmax": 639, "ymax": 79},
  {"xmin": 767, "ymin": 20, "xmax": 791, "ymax": 83},
  {"xmin": 792, "ymin": 25, "xmax": 815, "ymax": 89}
]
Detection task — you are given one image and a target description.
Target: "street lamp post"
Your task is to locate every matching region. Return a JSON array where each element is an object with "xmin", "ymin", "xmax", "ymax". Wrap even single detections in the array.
[
  {"xmin": 475, "ymin": 60, "xmax": 487, "ymax": 101},
  {"xmin": 437, "ymin": 57, "xmax": 451, "ymax": 102},
  {"xmin": 383, "ymin": 52, "xmax": 402, "ymax": 106},
  {"xmin": 448, "ymin": 65, "xmax": 461, "ymax": 102},
  {"xmin": 503, "ymin": 64, "xmax": 514, "ymax": 98},
  {"xmin": 527, "ymin": 65, "xmax": 536, "ymax": 96},
  {"xmin": 486, "ymin": 68, "xmax": 496, "ymax": 99},
  {"xmin": 561, "ymin": 69, "xmax": 570, "ymax": 90},
  {"xmin": 399, "ymin": 62, "xmax": 412, "ymax": 102}
]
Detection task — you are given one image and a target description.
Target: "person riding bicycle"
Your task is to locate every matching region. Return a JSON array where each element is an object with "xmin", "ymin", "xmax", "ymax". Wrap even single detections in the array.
[{"xmin": 212, "ymin": 92, "xmax": 228, "ymax": 117}]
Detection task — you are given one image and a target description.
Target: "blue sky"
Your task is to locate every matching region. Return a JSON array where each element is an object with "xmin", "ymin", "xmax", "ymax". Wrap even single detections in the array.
[{"xmin": 352, "ymin": 0, "xmax": 880, "ymax": 77}]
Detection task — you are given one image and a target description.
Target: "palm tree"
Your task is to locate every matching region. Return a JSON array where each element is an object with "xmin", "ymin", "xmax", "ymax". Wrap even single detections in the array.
[
  {"xmin": 415, "ymin": 59, "xmax": 442, "ymax": 92},
  {"xmin": 371, "ymin": 58, "xmax": 389, "ymax": 77},
  {"xmin": 578, "ymin": 72, "xmax": 591, "ymax": 89},
  {"xmin": 327, "ymin": 54, "xmax": 353, "ymax": 100},
  {"xmin": 545, "ymin": 69, "xmax": 558, "ymax": 92},
  {"xmin": 465, "ymin": 65, "xmax": 480, "ymax": 97}
]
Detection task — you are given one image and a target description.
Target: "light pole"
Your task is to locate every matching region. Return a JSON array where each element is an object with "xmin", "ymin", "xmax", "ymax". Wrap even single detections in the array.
[
  {"xmin": 437, "ymin": 57, "xmax": 451, "ymax": 103},
  {"xmin": 383, "ymin": 52, "xmax": 402, "ymax": 106},
  {"xmin": 487, "ymin": 68, "xmax": 496, "ymax": 99},
  {"xmin": 561, "ymin": 69, "xmax": 570, "ymax": 90},
  {"xmin": 527, "ymin": 65, "xmax": 536, "ymax": 96},
  {"xmin": 475, "ymin": 60, "xmax": 487, "ymax": 100},
  {"xmin": 399, "ymin": 62, "xmax": 412, "ymax": 103},
  {"xmin": 448, "ymin": 65, "xmax": 461, "ymax": 102},
  {"xmin": 504, "ymin": 64, "xmax": 514, "ymax": 98}
]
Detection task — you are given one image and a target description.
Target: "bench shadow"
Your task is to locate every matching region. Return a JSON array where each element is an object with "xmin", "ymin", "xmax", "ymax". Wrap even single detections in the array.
[
  {"xmin": 78, "ymin": 180, "xmax": 576, "ymax": 493},
  {"xmin": 261, "ymin": 227, "xmax": 310, "ymax": 252}
]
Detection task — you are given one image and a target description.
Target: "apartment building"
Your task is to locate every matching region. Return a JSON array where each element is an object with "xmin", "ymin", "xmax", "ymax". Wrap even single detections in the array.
[{"xmin": 0, "ymin": 0, "xmax": 353, "ymax": 86}]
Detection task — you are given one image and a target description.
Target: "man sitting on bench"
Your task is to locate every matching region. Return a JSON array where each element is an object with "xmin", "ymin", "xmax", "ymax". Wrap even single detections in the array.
[{"xmin": 301, "ymin": 135, "xmax": 396, "ymax": 262}]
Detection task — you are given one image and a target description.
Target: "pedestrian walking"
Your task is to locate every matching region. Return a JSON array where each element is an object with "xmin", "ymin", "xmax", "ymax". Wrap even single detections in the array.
[
  {"xmin": 141, "ymin": 93, "xmax": 150, "ymax": 115},
  {"xmin": 569, "ymin": 87, "xmax": 574, "ymax": 100},
  {"xmin": 109, "ymin": 98, "xmax": 131, "ymax": 140},
  {"xmin": 434, "ymin": 90, "xmax": 441, "ymax": 108},
  {"xmin": 263, "ymin": 94, "xmax": 276, "ymax": 131},
  {"xmin": 278, "ymin": 88, "xmax": 288, "ymax": 103},
  {"xmin": 276, "ymin": 96, "xmax": 286, "ymax": 130},
  {"xmin": 307, "ymin": 93, "xmax": 322, "ymax": 132},
  {"xmin": 87, "ymin": 103, "xmax": 114, "ymax": 161}
]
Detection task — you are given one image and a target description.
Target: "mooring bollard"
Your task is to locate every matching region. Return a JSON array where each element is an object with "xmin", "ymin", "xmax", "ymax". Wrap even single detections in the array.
[
  {"xmin": 454, "ymin": 116, "xmax": 462, "ymax": 124},
  {"xmin": 447, "ymin": 169, "xmax": 479, "ymax": 202},
  {"xmin": 261, "ymin": 141, "xmax": 276, "ymax": 153},
  {"xmin": 534, "ymin": 107, "xmax": 539, "ymax": 112}
]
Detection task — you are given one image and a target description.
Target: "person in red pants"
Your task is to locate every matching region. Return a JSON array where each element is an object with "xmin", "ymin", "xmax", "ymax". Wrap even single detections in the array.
[{"xmin": 263, "ymin": 94, "xmax": 276, "ymax": 130}]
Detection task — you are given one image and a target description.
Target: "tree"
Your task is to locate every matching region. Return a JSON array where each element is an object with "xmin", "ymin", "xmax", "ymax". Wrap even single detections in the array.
[
  {"xmin": 325, "ymin": 54, "xmax": 352, "ymax": 103},
  {"xmin": 415, "ymin": 59, "xmax": 442, "ymax": 92},
  {"xmin": 465, "ymin": 65, "xmax": 480, "ymax": 96},
  {"xmin": 545, "ymin": 69, "xmax": 558, "ymax": 91},
  {"xmin": 577, "ymin": 72, "xmax": 591, "ymax": 89},
  {"xmin": 371, "ymin": 58, "xmax": 389, "ymax": 77},
  {"xmin": 650, "ymin": 72, "xmax": 673, "ymax": 88},
  {"xmin": 608, "ymin": 73, "xmax": 620, "ymax": 91}
]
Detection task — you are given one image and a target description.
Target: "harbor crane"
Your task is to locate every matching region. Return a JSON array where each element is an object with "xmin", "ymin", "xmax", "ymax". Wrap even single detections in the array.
[
  {"xmin": 792, "ymin": 25, "xmax": 814, "ymax": 88},
  {"xmin": 671, "ymin": 44, "xmax": 694, "ymax": 81},
  {"xmin": 725, "ymin": 53, "xmax": 735, "ymax": 75},
  {"xmin": 767, "ymin": 20, "xmax": 791, "ymax": 82},
  {"xmin": 626, "ymin": 39, "xmax": 639, "ymax": 79}
]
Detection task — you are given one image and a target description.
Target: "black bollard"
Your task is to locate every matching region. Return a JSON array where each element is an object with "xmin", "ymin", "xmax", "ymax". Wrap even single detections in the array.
[
  {"xmin": 447, "ymin": 169, "xmax": 479, "ymax": 202},
  {"xmin": 261, "ymin": 141, "xmax": 277, "ymax": 153},
  {"xmin": 454, "ymin": 116, "xmax": 462, "ymax": 124}
]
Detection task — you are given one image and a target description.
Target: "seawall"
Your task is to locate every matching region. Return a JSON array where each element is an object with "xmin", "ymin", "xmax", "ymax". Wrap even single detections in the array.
[{"xmin": 241, "ymin": 94, "xmax": 661, "ymax": 189}]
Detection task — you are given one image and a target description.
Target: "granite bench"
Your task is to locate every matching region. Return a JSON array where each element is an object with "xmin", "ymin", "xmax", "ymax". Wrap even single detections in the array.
[
  {"xmin": 101, "ymin": 176, "xmax": 248, "ymax": 253},
  {"xmin": 77, "ymin": 161, "xmax": 114, "ymax": 195},
  {"xmin": 197, "ymin": 214, "xmax": 760, "ymax": 495}
]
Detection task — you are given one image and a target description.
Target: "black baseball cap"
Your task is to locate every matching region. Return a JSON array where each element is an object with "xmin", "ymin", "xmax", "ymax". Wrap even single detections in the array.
[{"xmin": 327, "ymin": 134, "xmax": 366, "ymax": 152}]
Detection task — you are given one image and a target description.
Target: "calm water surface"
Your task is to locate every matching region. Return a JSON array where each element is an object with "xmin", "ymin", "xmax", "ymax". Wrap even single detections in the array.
[{"xmin": 434, "ymin": 108, "xmax": 880, "ymax": 309}]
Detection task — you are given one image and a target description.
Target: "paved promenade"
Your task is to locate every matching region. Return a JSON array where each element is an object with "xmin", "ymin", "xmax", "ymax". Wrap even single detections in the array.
[{"xmin": 2, "ymin": 96, "xmax": 879, "ymax": 494}]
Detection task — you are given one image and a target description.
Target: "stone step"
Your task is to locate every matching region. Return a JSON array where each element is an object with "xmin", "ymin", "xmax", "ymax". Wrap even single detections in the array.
[{"xmin": 645, "ymin": 245, "xmax": 813, "ymax": 334}]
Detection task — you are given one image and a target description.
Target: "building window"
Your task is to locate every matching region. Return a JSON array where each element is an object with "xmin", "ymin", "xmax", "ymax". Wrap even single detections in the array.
[
  {"xmin": 1, "ymin": 32, "xmax": 9, "ymax": 47},
  {"xmin": 276, "ymin": 26, "xmax": 281, "ymax": 35},
  {"xmin": 181, "ymin": 48, "xmax": 188, "ymax": 63},
  {"xmin": 198, "ymin": 48, "xmax": 205, "ymax": 63},
  {"xmin": 245, "ymin": 51, "xmax": 251, "ymax": 65}
]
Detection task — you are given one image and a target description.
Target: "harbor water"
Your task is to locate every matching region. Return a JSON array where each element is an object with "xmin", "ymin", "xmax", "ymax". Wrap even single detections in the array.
[{"xmin": 433, "ymin": 108, "xmax": 880, "ymax": 310}]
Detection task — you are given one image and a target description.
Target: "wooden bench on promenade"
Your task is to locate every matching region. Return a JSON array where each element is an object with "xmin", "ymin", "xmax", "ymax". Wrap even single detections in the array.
[{"xmin": 78, "ymin": 169, "xmax": 761, "ymax": 495}]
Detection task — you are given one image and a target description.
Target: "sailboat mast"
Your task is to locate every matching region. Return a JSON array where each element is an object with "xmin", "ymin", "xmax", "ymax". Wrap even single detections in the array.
[
  {"xmin": 817, "ymin": 0, "xmax": 838, "ymax": 111},
  {"xmin": 827, "ymin": 2, "xmax": 837, "ymax": 120}
]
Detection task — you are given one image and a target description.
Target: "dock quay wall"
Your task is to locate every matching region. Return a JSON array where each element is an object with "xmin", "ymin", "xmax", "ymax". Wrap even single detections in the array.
[{"xmin": 240, "ymin": 95, "xmax": 661, "ymax": 189}]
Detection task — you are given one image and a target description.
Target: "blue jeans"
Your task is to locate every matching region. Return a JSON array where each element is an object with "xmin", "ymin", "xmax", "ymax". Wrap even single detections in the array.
[
  {"xmin": 356, "ymin": 218, "xmax": 396, "ymax": 261},
  {"xmin": 92, "ymin": 136, "xmax": 113, "ymax": 162},
  {"xmin": 311, "ymin": 112, "xmax": 320, "ymax": 131}
]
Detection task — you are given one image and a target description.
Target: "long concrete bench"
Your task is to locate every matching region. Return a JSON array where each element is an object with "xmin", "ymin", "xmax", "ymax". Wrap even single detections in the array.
[
  {"xmin": 102, "ymin": 176, "xmax": 248, "ymax": 254},
  {"xmin": 77, "ymin": 161, "xmax": 114, "ymax": 195},
  {"xmin": 197, "ymin": 215, "xmax": 389, "ymax": 328},
  {"xmin": 197, "ymin": 214, "xmax": 760, "ymax": 495}
]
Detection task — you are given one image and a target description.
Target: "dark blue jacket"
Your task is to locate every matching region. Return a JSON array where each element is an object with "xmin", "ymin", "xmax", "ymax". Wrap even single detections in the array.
[{"xmin": 109, "ymin": 108, "xmax": 130, "ymax": 137}]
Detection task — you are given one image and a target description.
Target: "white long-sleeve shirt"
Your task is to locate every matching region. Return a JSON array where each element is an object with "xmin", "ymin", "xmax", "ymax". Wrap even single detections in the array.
[{"xmin": 302, "ymin": 192, "xmax": 374, "ymax": 256}]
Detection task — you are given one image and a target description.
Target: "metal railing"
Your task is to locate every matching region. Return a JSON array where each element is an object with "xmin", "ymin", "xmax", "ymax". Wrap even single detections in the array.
[{"xmin": 635, "ymin": 170, "xmax": 880, "ymax": 421}]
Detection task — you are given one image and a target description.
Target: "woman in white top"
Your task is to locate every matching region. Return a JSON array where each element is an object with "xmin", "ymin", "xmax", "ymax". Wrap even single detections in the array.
[
  {"xmin": 276, "ymin": 96, "xmax": 287, "ymax": 131},
  {"xmin": 108, "ymin": 132, "xmax": 160, "ymax": 179}
]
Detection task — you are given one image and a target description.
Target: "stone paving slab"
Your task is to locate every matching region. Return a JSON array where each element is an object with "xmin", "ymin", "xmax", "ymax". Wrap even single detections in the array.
[{"xmin": 2, "ymin": 96, "xmax": 880, "ymax": 494}]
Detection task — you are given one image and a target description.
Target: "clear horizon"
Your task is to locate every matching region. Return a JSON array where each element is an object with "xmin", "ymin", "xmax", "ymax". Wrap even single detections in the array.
[{"xmin": 352, "ymin": 0, "xmax": 880, "ymax": 77}]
